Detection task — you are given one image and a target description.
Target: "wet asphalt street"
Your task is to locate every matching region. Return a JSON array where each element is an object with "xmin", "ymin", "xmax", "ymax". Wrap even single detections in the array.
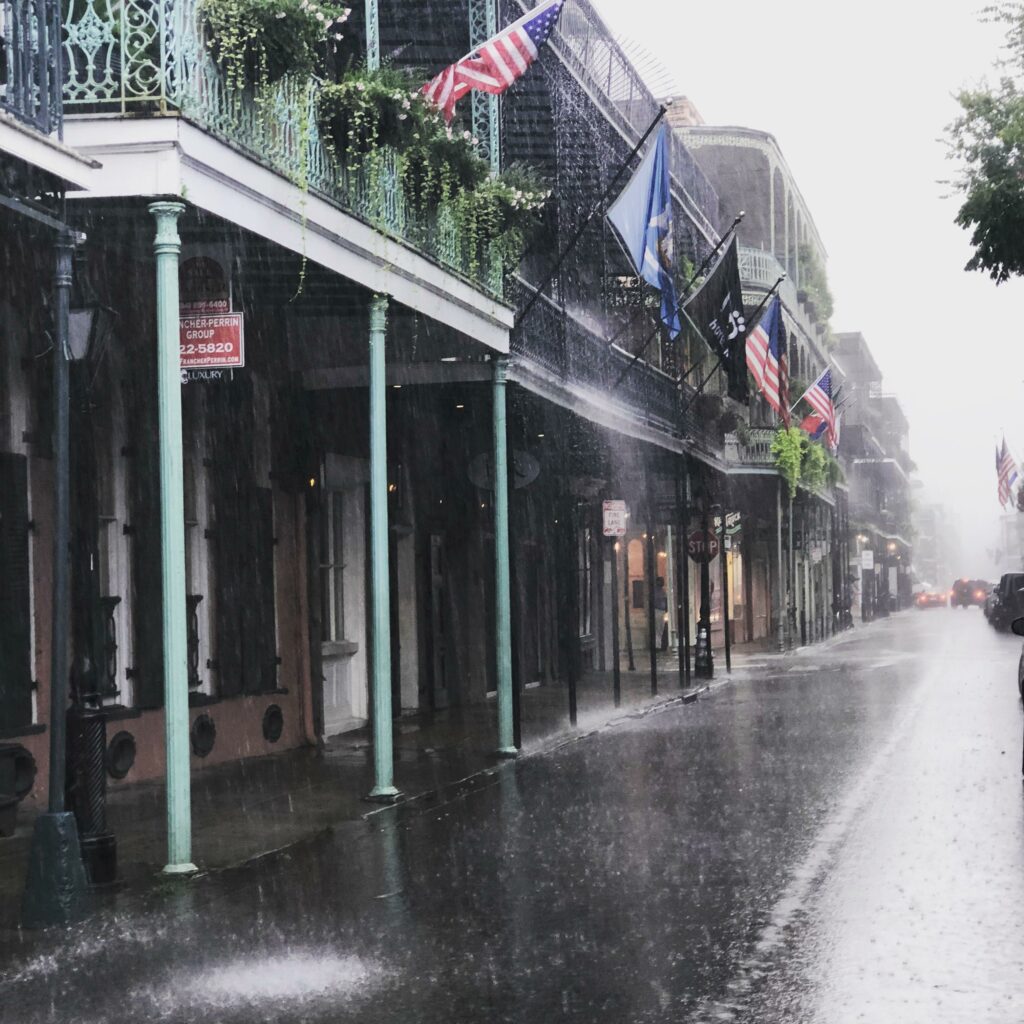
[{"xmin": 2, "ymin": 608, "xmax": 1024, "ymax": 1023}]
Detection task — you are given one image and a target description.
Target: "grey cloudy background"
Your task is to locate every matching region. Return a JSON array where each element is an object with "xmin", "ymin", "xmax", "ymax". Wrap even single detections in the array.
[{"xmin": 592, "ymin": 0, "xmax": 1022, "ymax": 575}]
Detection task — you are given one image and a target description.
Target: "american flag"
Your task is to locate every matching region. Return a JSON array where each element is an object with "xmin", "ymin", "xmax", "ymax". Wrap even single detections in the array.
[
  {"xmin": 997, "ymin": 438, "xmax": 1018, "ymax": 507},
  {"xmin": 422, "ymin": 0, "xmax": 565, "ymax": 124},
  {"xmin": 745, "ymin": 296, "xmax": 790, "ymax": 427},
  {"xmin": 796, "ymin": 367, "xmax": 837, "ymax": 450}
]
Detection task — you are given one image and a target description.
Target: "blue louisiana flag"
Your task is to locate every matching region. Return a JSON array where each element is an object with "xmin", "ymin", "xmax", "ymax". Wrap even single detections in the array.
[{"xmin": 606, "ymin": 123, "xmax": 681, "ymax": 339}]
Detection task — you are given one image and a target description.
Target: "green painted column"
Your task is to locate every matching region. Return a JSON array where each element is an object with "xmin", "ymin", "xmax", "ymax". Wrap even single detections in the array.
[
  {"xmin": 493, "ymin": 359, "xmax": 516, "ymax": 756},
  {"xmin": 149, "ymin": 201, "xmax": 195, "ymax": 874},
  {"xmin": 364, "ymin": 0, "xmax": 379, "ymax": 70},
  {"xmin": 469, "ymin": 0, "xmax": 500, "ymax": 172},
  {"xmin": 367, "ymin": 294, "xmax": 399, "ymax": 801}
]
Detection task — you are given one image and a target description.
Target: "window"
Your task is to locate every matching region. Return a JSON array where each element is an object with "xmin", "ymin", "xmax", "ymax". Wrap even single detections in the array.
[{"xmin": 319, "ymin": 491, "xmax": 346, "ymax": 642}]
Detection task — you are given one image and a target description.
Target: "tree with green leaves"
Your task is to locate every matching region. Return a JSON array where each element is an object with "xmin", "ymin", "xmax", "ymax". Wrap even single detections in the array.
[{"xmin": 948, "ymin": 3, "xmax": 1024, "ymax": 282}]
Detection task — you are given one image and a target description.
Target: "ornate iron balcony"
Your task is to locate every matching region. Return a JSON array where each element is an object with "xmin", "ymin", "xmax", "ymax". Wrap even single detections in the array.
[
  {"xmin": 0, "ymin": 0, "xmax": 61, "ymax": 133},
  {"xmin": 724, "ymin": 428, "xmax": 777, "ymax": 467},
  {"xmin": 60, "ymin": 0, "xmax": 501, "ymax": 295}
]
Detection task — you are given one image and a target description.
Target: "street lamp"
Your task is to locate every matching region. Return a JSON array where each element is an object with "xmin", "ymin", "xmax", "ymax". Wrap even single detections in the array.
[
  {"xmin": 66, "ymin": 296, "xmax": 119, "ymax": 886},
  {"xmin": 22, "ymin": 231, "xmax": 88, "ymax": 928}
]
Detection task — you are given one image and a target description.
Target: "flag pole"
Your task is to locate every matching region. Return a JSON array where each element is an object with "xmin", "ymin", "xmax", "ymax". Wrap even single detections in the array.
[
  {"xmin": 605, "ymin": 213, "xmax": 746, "ymax": 391},
  {"xmin": 515, "ymin": 105, "xmax": 668, "ymax": 328},
  {"xmin": 788, "ymin": 361, "xmax": 832, "ymax": 414},
  {"xmin": 677, "ymin": 275, "xmax": 786, "ymax": 419}
]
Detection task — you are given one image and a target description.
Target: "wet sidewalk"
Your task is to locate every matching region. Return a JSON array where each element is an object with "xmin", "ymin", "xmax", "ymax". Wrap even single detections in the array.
[{"xmin": 0, "ymin": 641, "xmax": 774, "ymax": 930}]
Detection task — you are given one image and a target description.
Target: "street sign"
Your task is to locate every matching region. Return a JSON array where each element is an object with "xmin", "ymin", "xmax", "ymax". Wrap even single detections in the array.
[
  {"xmin": 861, "ymin": 550, "xmax": 874, "ymax": 570},
  {"xmin": 179, "ymin": 313, "xmax": 244, "ymax": 370},
  {"xmin": 687, "ymin": 529, "xmax": 720, "ymax": 563},
  {"xmin": 713, "ymin": 511, "xmax": 742, "ymax": 536},
  {"xmin": 602, "ymin": 500, "xmax": 627, "ymax": 537}
]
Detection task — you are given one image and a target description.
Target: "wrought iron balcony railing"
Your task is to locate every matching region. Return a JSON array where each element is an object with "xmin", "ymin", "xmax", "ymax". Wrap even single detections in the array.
[
  {"xmin": 738, "ymin": 245, "xmax": 826, "ymax": 360},
  {"xmin": 724, "ymin": 427, "xmax": 776, "ymax": 467},
  {"xmin": 0, "ymin": 0, "xmax": 61, "ymax": 133},
  {"xmin": 509, "ymin": 276, "xmax": 723, "ymax": 457},
  {"xmin": 517, "ymin": 0, "xmax": 720, "ymax": 243},
  {"xmin": 60, "ymin": 0, "xmax": 501, "ymax": 295}
]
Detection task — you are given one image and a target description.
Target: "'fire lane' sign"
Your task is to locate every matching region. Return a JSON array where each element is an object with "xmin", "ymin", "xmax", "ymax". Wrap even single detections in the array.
[{"xmin": 179, "ymin": 313, "xmax": 245, "ymax": 369}]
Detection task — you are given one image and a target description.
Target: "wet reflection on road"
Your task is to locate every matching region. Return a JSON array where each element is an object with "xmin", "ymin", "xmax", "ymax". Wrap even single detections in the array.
[{"xmin": 1, "ymin": 609, "xmax": 1022, "ymax": 1023}]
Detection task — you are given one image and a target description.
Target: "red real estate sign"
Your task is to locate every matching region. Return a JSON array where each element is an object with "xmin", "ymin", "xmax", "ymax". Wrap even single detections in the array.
[{"xmin": 179, "ymin": 313, "xmax": 244, "ymax": 369}]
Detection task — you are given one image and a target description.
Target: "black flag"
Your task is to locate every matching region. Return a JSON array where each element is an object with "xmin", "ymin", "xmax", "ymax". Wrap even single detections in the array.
[{"xmin": 683, "ymin": 236, "xmax": 749, "ymax": 403}]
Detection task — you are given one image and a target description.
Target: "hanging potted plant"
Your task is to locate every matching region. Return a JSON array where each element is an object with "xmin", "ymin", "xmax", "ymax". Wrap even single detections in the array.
[
  {"xmin": 317, "ymin": 66, "xmax": 427, "ymax": 168},
  {"xmin": 200, "ymin": 0, "xmax": 350, "ymax": 91},
  {"xmin": 401, "ymin": 124, "xmax": 490, "ymax": 210},
  {"xmin": 453, "ymin": 165, "xmax": 551, "ymax": 274}
]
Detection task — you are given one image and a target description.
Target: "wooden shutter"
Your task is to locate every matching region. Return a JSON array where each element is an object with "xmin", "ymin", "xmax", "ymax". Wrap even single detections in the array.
[
  {"xmin": 129, "ymin": 405, "xmax": 165, "ymax": 710},
  {"xmin": 0, "ymin": 453, "xmax": 32, "ymax": 735}
]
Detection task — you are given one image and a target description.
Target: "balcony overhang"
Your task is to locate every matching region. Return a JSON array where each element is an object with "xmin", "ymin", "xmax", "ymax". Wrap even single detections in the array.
[
  {"xmin": 508, "ymin": 357, "xmax": 727, "ymax": 471},
  {"xmin": 62, "ymin": 116, "xmax": 513, "ymax": 353},
  {"xmin": 0, "ymin": 112, "xmax": 99, "ymax": 190},
  {"xmin": 851, "ymin": 456, "xmax": 910, "ymax": 483}
]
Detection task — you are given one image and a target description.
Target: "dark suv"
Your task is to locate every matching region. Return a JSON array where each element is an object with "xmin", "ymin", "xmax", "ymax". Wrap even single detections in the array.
[
  {"xmin": 950, "ymin": 578, "xmax": 989, "ymax": 608},
  {"xmin": 989, "ymin": 574, "xmax": 1024, "ymax": 631}
]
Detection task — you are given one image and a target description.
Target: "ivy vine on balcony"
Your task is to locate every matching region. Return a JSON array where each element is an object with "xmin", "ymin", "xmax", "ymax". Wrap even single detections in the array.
[
  {"xmin": 771, "ymin": 426, "xmax": 842, "ymax": 498},
  {"xmin": 200, "ymin": 0, "xmax": 351, "ymax": 91},
  {"xmin": 316, "ymin": 65, "xmax": 550, "ymax": 274}
]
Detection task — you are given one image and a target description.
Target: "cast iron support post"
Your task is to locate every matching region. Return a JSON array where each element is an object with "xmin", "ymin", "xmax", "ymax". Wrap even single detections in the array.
[
  {"xmin": 673, "ymin": 461, "xmax": 688, "ymax": 689},
  {"xmin": 560, "ymin": 501, "xmax": 579, "ymax": 728},
  {"xmin": 364, "ymin": 0, "xmax": 379, "ymax": 69},
  {"xmin": 493, "ymin": 359, "xmax": 516, "ymax": 756},
  {"xmin": 149, "ymin": 202, "xmax": 195, "ymax": 875},
  {"xmin": 469, "ymin": 0, "xmax": 500, "ymax": 171},
  {"xmin": 610, "ymin": 537, "xmax": 621, "ymax": 706},
  {"xmin": 695, "ymin": 490, "xmax": 714, "ymax": 678},
  {"xmin": 646, "ymin": 500, "xmax": 658, "ymax": 696},
  {"xmin": 623, "ymin": 536, "xmax": 635, "ymax": 671},
  {"xmin": 22, "ymin": 229, "xmax": 88, "ymax": 928},
  {"xmin": 787, "ymin": 495, "xmax": 797, "ymax": 649},
  {"xmin": 367, "ymin": 294, "xmax": 399, "ymax": 801},
  {"xmin": 776, "ymin": 480, "xmax": 786, "ymax": 652},
  {"xmin": 720, "ymin": 502, "xmax": 731, "ymax": 674},
  {"xmin": 680, "ymin": 459, "xmax": 692, "ymax": 687}
]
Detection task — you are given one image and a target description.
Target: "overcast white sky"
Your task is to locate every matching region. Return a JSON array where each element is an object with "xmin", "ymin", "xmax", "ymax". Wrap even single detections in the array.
[{"xmin": 591, "ymin": 0, "xmax": 1024, "ymax": 574}]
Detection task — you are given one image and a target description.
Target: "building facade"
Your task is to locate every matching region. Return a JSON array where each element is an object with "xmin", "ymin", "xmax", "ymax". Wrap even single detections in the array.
[{"xmin": 0, "ymin": 0, "xmax": 913, "ymax": 886}]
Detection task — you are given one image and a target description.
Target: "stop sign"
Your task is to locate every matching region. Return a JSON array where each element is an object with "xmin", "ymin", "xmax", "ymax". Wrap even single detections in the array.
[{"xmin": 687, "ymin": 529, "xmax": 720, "ymax": 563}]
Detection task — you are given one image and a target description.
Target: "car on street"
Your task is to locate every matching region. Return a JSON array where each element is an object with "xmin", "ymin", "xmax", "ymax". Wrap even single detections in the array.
[
  {"xmin": 915, "ymin": 590, "xmax": 948, "ymax": 609},
  {"xmin": 951, "ymin": 578, "xmax": 990, "ymax": 608},
  {"xmin": 1013, "ymin": 617, "xmax": 1024, "ymax": 698},
  {"xmin": 989, "ymin": 574, "xmax": 1024, "ymax": 631}
]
